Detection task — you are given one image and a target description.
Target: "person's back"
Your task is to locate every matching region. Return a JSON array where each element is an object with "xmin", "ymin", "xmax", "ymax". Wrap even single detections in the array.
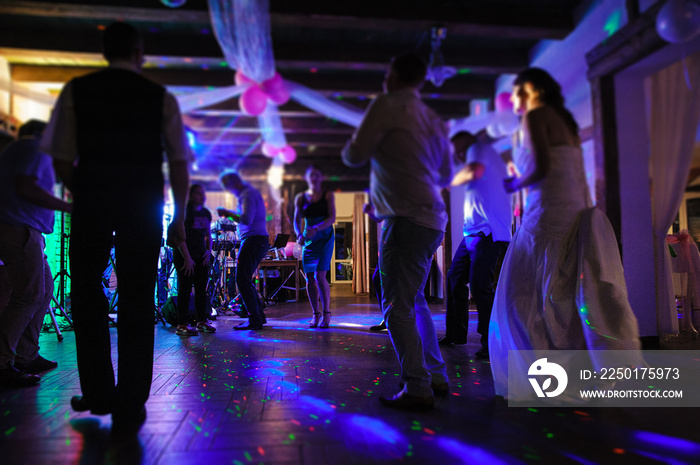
[
  {"xmin": 40, "ymin": 21, "xmax": 191, "ymax": 436},
  {"xmin": 342, "ymin": 53, "xmax": 452, "ymax": 410},
  {"xmin": 71, "ymin": 68, "xmax": 165, "ymax": 195},
  {"xmin": 360, "ymin": 89, "xmax": 451, "ymax": 230}
]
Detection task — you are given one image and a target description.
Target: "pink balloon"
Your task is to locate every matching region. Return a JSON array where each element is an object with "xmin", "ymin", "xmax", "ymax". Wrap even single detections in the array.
[
  {"xmin": 235, "ymin": 71, "xmax": 255, "ymax": 86},
  {"xmin": 261, "ymin": 142, "xmax": 280, "ymax": 158},
  {"xmin": 279, "ymin": 145, "xmax": 297, "ymax": 164},
  {"xmin": 262, "ymin": 73, "xmax": 290, "ymax": 105},
  {"xmin": 495, "ymin": 92, "xmax": 513, "ymax": 113},
  {"xmin": 284, "ymin": 241, "xmax": 296, "ymax": 258},
  {"xmin": 239, "ymin": 86, "xmax": 267, "ymax": 116},
  {"xmin": 267, "ymin": 87, "xmax": 290, "ymax": 105}
]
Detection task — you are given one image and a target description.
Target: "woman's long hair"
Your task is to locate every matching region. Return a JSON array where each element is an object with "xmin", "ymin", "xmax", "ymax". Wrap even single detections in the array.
[
  {"xmin": 514, "ymin": 68, "xmax": 579, "ymax": 139},
  {"xmin": 186, "ymin": 183, "xmax": 203, "ymax": 218}
]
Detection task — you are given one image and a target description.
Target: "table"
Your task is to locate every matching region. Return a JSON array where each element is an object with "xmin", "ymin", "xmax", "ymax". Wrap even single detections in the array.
[{"xmin": 258, "ymin": 259, "xmax": 303, "ymax": 302}]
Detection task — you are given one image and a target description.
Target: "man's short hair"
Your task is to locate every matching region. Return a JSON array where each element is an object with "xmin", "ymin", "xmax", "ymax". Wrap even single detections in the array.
[
  {"xmin": 102, "ymin": 22, "xmax": 142, "ymax": 62},
  {"xmin": 18, "ymin": 119, "xmax": 47, "ymax": 139},
  {"xmin": 220, "ymin": 170, "xmax": 242, "ymax": 188},
  {"xmin": 390, "ymin": 53, "xmax": 427, "ymax": 87}
]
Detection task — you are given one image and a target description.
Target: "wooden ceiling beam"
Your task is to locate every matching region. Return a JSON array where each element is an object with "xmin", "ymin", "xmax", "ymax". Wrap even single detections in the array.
[
  {"xmin": 11, "ymin": 65, "xmax": 494, "ymax": 101},
  {"xmin": 0, "ymin": 1, "xmax": 574, "ymax": 40}
]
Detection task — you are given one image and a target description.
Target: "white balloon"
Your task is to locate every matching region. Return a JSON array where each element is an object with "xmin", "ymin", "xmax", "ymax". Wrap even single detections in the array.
[
  {"xmin": 496, "ymin": 111, "xmax": 519, "ymax": 135},
  {"xmin": 486, "ymin": 123, "xmax": 503, "ymax": 139},
  {"xmin": 656, "ymin": 0, "xmax": 700, "ymax": 44},
  {"xmin": 292, "ymin": 243, "xmax": 303, "ymax": 259}
]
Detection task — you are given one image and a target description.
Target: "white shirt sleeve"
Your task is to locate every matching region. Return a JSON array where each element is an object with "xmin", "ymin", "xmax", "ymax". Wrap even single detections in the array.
[
  {"xmin": 341, "ymin": 96, "xmax": 389, "ymax": 167},
  {"xmin": 162, "ymin": 91, "xmax": 194, "ymax": 163},
  {"xmin": 39, "ymin": 81, "xmax": 77, "ymax": 162}
]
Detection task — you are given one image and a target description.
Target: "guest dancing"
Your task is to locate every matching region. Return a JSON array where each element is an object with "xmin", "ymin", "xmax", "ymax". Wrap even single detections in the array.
[
  {"xmin": 488, "ymin": 68, "xmax": 641, "ymax": 401},
  {"xmin": 343, "ymin": 54, "xmax": 452, "ymax": 410},
  {"xmin": 173, "ymin": 184, "xmax": 215, "ymax": 336},
  {"xmin": 293, "ymin": 164, "xmax": 335, "ymax": 329},
  {"xmin": 218, "ymin": 171, "xmax": 269, "ymax": 331}
]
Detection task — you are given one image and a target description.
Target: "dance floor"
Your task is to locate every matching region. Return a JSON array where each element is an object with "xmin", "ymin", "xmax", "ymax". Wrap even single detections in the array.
[{"xmin": 1, "ymin": 286, "xmax": 699, "ymax": 464}]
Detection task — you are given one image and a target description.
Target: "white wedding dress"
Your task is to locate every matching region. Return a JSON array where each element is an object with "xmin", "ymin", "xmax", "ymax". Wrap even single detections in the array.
[{"xmin": 488, "ymin": 142, "xmax": 642, "ymax": 400}]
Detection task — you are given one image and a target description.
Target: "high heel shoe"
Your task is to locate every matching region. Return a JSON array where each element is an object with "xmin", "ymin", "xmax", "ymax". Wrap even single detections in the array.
[
  {"xmin": 320, "ymin": 311, "xmax": 331, "ymax": 328},
  {"xmin": 309, "ymin": 312, "xmax": 321, "ymax": 328}
]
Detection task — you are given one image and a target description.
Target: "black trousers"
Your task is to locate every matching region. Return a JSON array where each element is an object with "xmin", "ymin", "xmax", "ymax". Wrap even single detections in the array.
[
  {"xmin": 445, "ymin": 234, "xmax": 508, "ymax": 347},
  {"xmin": 173, "ymin": 254, "xmax": 210, "ymax": 324},
  {"xmin": 69, "ymin": 191, "xmax": 162, "ymax": 414},
  {"xmin": 235, "ymin": 235, "xmax": 269, "ymax": 326}
]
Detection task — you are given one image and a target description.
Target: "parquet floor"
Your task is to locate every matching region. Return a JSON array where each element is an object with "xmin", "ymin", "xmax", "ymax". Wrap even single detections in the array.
[{"xmin": 1, "ymin": 286, "xmax": 698, "ymax": 464}]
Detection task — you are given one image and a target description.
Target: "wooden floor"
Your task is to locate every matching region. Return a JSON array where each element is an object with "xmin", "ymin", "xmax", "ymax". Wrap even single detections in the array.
[{"xmin": 1, "ymin": 286, "xmax": 699, "ymax": 464}]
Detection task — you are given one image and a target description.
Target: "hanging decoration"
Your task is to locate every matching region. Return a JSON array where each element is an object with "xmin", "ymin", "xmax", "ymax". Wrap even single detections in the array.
[{"xmin": 426, "ymin": 27, "xmax": 456, "ymax": 88}]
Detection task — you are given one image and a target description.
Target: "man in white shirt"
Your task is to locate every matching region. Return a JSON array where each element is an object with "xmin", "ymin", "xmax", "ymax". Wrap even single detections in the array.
[
  {"xmin": 342, "ymin": 53, "xmax": 452, "ymax": 410},
  {"xmin": 440, "ymin": 131, "xmax": 511, "ymax": 359},
  {"xmin": 41, "ymin": 22, "xmax": 190, "ymax": 436}
]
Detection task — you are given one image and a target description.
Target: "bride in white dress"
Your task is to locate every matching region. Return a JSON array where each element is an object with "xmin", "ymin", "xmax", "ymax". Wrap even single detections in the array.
[{"xmin": 488, "ymin": 68, "xmax": 642, "ymax": 401}]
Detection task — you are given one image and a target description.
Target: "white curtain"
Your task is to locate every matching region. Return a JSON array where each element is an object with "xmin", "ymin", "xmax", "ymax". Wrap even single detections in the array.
[
  {"xmin": 650, "ymin": 52, "xmax": 700, "ymax": 335},
  {"xmin": 352, "ymin": 194, "xmax": 369, "ymax": 293}
]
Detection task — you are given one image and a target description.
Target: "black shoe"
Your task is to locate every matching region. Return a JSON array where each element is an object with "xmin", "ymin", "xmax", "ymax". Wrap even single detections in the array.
[
  {"xmin": 0, "ymin": 366, "xmax": 40, "ymax": 388},
  {"xmin": 233, "ymin": 322, "xmax": 263, "ymax": 330},
  {"xmin": 438, "ymin": 336, "xmax": 467, "ymax": 345},
  {"xmin": 71, "ymin": 395, "xmax": 113, "ymax": 415},
  {"xmin": 475, "ymin": 347, "xmax": 489, "ymax": 359},
  {"xmin": 369, "ymin": 321, "xmax": 387, "ymax": 331},
  {"xmin": 379, "ymin": 391, "xmax": 434, "ymax": 410},
  {"xmin": 399, "ymin": 381, "xmax": 449, "ymax": 397},
  {"xmin": 111, "ymin": 406, "xmax": 147, "ymax": 437},
  {"xmin": 14, "ymin": 355, "xmax": 58, "ymax": 373}
]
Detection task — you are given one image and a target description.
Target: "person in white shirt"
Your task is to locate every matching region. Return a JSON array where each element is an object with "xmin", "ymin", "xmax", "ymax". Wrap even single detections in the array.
[
  {"xmin": 342, "ymin": 53, "xmax": 452, "ymax": 410},
  {"xmin": 439, "ymin": 131, "xmax": 511, "ymax": 359}
]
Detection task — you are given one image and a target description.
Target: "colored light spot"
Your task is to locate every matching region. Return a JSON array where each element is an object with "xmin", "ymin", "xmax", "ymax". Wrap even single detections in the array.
[
  {"xmin": 97, "ymin": 24, "xmax": 106, "ymax": 31},
  {"xmin": 5, "ymin": 426, "xmax": 16, "ymax": 436},
  {"xmin": 604, "ymin": 9, "xmax": 623, "ymax": 37},
  {"xmin": 613, "ymin": 448, "xmax": 625, "ymax": 454},
  {"xmin": 310, "ymin": 68, "xmax": 318, "ymax": 73},
  {"xmin": 457, "ymin": 68, "xmax": 472, "ymax": 74}
]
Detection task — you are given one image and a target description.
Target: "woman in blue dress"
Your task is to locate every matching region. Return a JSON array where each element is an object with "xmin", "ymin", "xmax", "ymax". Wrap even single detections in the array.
[{"xmin": 294, "ymin": 165, "xmax": 336, "ymax": 328}]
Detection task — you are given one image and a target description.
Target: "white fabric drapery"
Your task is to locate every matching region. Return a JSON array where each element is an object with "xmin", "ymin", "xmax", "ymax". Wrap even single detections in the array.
[
  {"xmin": 650, "ymin": 52, "xmax": 700, "ymax": 335},
  {"xmin": 352, "ymin": 194, "xmax": 369, "ymax": 294}
]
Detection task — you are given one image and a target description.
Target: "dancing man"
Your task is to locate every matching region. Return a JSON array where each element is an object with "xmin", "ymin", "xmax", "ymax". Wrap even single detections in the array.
[
  {"xmin": 342, "ymin": 53, "xmax": 453, "ymax": 410},
  {"xmin": 218, "ymin": 171, "xmax": 269, "ymax": 331}
]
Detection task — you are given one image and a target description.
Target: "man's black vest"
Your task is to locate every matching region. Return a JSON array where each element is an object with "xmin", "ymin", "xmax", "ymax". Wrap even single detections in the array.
[{"xmin": 72, "ymin": 68, "xmax": 165, "ymax": 196}]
